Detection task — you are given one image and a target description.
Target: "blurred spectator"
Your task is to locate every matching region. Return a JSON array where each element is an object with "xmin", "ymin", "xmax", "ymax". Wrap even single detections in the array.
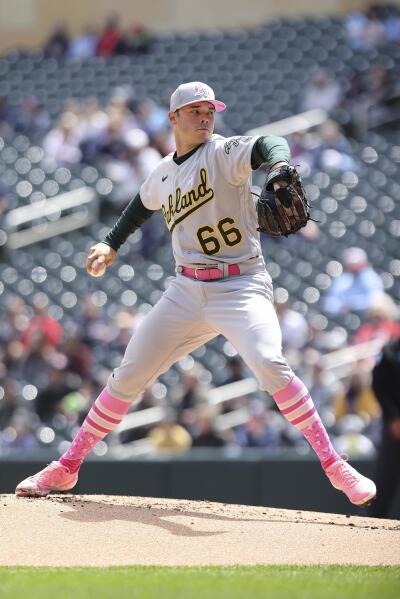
[
  {"xmin": 334, "ymin": 414, "xmax": 376, "ymax": 457},
  {"xmin": 222, "ymin": 356, "xmax": 246, "ymax": 385},
  {"xmin": 175, "ymin": 367, "xmax": 209, "ymax": 412},
  {"xmin": 110, "ymin": 309, "xmax": 144, "ymax": 353},
  {"xmin": 62, "ymin": 335, "xmax": 93, "ymax": 378},
  {"xmin": 67, "ymin": 26, "xmax": 98, "ymax": 60},
  {"xmin": 0, "ymin": 408, "xmax": 39, "ymax": 454},
  {"xmin": 289, "ymin": 121, "xmax": 356, "ymax": 173},
  {"xmin": 135, "ymin": 99, "xmax": 169, "ymax": 137},
  {"xmin": 118, "ymin": 24, "xmax": 153, "ymax": 55},
  {"xmin": 235, "ymin": 403, "xmax": 281, "ymax": 448},
  {"xmin": 94, "ymin": 110, "xmax": 131, "ymax": 160},
  {"xmin": 369, "ymin": 338, "xmax": 400, "ymax": 517},
  {"xmin": 78, "ymin": 296, "xmax": 115, "ymax": 347},
  {"xmin": 340, "ymin": 64, "xmax": 399, "ymax": 137},
  {"xmin": 301, "ymin": 69, "xmax": 342, "ymax": 113},
  {"xmin": 346, "ymin": 12, "xmax": 370, "ymax": 49},
  {"xmin": 96, "ymin": 15, "xmax": 121, "ymax": 57},
  {"xmin": 288, "ymin": 131, "xmax": 314, "ymax": 168},
  {"xmin": 17, "ymin": 333, "xmax": 58, "ymax": 390},
  {"xmin": 3, "ymin": 339, "xmax": 26, "ymax": 384},
  {"xmin": 125, "ymin": 127, "xmax": 162, "ymax": 171},
  {"xmin": 365, "ymin": 64, "xmax": 399, "ymax": 129},
  {"xmin": 35, "ymin": 368, "xmax": 73, "ymax": 423},
  {"xmin": 383, "ymin": 5, "xmax": 400, "ymax": 42},
  {"xmin": 346, "ymin": 6, "xmax": 386, "ymax": 49},
  {"xmin": 191, "ymin": 408, "xmax": 226, "ymax": 448},
  {"xmin": 0, "ymin": 295, "xmax": 29, "ymax": 345},
  {"xmin": 44, "ymin": 22, "xmax": 70, "ymax": 58},
  {"xmin": 332, "ymin": 371, "xmax": 380, "ymax": 424},
  {"xmin": 352, "ymin": 293, "xmax": 400, "ymax": 346},
  {"xmin": 0, "ymin": 96, "xmax": 17, "ymax": 135},
  {"xmin": 0, "ymin": 379, "xmax": 18, "ymax": 430},
  {"xmin": 147, "ymin": 410, "xmax": 192, "ymax": 452},
  {"xmin": 43, "ymin": 113, "xmax": 82, "ymax": 164},
  {"xmin": 80, "ymin": 98, "xmax": 109, "ymax": 139},
  {"xmin": 306, "ymin": 361, "xmax": 339, "ymax": 413},
  {"xmin": 314, "ymin": 120, "xmax": 357, "ymax": 172},
  {"xmin": 275, "ymin": 296, "xmax": 309, "ymax": 351},
  {"xmin": 215, "ymin": 356, "xmax": 251, "ymax": 414},
  {"xmin": 62, "ymin": 98, "xmax": 82, "ymax": 120},
  {"xmin": 75, "ymin": 94, "xmax": 171, "ymax": 171},
  {"xmin": 339, "ymin": 72, "xmax": 371, "ymax": 139},
  {"xmin": 323, "ymin": 247, "xmax": 384, "ymax": 315},
  {"xmin": 103, "ymin": 128, "xmax": 162, "ymax": 205},
  {"xmin": 20, "ymin": 304, "xmax": 63, "ymax": 350},
  {"xmin": 152, "ymin": 128, "xmax": 176, "ymax": 156},
  {"xmin": 80, "ymin": 94, "xmax": 136, "ymax": 163},
  {"xmin": 16, "ymin": 96, "xmax": 50, "ymax": 134}
]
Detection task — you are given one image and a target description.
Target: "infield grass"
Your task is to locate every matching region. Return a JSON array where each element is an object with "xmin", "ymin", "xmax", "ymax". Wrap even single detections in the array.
[{"xmin": 0, "ymin": 565, "xmax": 399, "ymax": 599}]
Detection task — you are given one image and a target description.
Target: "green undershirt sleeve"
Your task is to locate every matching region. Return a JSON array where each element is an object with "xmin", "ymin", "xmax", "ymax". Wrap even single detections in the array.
[
  {"xmin": 103, "ymin": 193, "xmax": 155, "ymax": 252},
  {"xmin": 251, "ymin": 135, "xmax": 291, "ymax": 170}
]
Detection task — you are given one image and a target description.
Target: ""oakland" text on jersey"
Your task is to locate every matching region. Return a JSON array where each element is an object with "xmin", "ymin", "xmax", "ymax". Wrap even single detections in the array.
[{"xmin": 161, "ymin": 168, "xmax": 215, "ymax": 232}]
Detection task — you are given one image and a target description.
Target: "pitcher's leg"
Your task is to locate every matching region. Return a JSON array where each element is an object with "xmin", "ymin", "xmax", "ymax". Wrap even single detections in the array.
[
  {"xmin": 217, "ymin": 293, "xmax": 338, "ymax": 463},
  {"xmin": 16, "ymin": 279, "xmax": 215, "ymax": 496},
  {"xmin": 210, "ymin": 274, "xmax": 376, "ymax": 506},
  {"xmin": 57, "ymin": 315, "xmax": 215, "ymax": 476},
  {"xmin": 59, "ymin": 387, "xmax": 132, "ymax": 473},
  {"xmin": 107, "ymin": 288, "xmax": 215, "ymax": 402},
  {"xmin": 61, "ymin": 302, "xmax": 214, "ymax": 464},
  {"xmin": 270, "ymin": 375, "xmax": 375, "ymax": 506}
]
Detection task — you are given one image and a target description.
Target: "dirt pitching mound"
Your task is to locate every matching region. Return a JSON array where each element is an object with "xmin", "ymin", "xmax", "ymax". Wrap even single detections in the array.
[{"xmin": 1, "ymin": 494, "xmax": 399, "ymax": 567}]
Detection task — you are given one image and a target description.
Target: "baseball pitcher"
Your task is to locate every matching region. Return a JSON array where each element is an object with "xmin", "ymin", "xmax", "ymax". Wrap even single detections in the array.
[{"xmin": 16, "ymin": 82, "xmax": 376, "ymax": 507}]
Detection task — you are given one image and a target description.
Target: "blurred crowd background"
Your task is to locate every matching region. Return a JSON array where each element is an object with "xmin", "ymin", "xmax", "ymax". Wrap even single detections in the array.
[{"xmin": 0, "ymin": 3, "xmax": 399, "ymax": 474}]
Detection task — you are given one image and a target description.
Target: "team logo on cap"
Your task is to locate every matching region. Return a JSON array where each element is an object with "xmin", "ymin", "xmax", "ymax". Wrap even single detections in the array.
[{"xmin": 194, "ymin": 84, "xmax": 210, "ymax": 98}]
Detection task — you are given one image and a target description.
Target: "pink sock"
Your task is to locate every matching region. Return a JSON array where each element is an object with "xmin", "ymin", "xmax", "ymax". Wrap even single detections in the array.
[
  {"xmin": 60, "ymin": 387, "xmax": 132, "ymax": 473},
  {"xmin": 273, "ymin": 375, "xmax": 340, "ymax": 470}
]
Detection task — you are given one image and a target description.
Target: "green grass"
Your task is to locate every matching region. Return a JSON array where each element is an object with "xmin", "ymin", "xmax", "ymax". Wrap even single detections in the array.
[{"xmin": 0, "ymin": 566, "xmax": 399, "ymax": 599}]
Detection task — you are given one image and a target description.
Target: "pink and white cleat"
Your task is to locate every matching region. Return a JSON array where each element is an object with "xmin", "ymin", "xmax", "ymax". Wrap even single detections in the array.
[
  {"xmin": 15, "ymin": 461, "xmax": 78, "ymax": 497},
  {"xmin": 325, "ymin": 457, "xmax": 376, "ymax": 506}
]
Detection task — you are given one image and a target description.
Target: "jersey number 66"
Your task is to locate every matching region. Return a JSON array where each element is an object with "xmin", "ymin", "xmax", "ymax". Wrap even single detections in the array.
[{"xmin": 197, "ymin": 217, "xmax": 242, "ymax": 256}]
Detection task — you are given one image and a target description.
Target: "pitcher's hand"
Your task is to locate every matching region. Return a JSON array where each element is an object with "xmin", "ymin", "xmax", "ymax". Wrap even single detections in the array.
[{"xmin": 86, "ymin": 242, "xmax": 117, "ymax": 277}]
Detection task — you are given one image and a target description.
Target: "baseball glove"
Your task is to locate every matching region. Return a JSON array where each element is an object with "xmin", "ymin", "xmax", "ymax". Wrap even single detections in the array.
[{"xmin": 256, "ymin": 165, "xmax": 310, "ymax": 237}]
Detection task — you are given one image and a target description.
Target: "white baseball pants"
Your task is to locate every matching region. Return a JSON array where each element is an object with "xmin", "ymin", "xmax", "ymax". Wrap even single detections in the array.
[{"xmin": 107, "ymin": 269, "xmax": 294, "ymax": 401}]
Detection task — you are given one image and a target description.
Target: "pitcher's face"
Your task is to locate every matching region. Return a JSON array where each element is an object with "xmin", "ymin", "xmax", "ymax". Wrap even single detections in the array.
[{"xmin": 169, "ymin": 102, "xmax": 215, "ymax": 151}]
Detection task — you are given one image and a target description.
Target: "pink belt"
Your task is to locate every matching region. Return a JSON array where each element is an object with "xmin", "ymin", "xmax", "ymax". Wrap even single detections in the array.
[{"xmin": 178, "ymin": 264, "xmax": 240, "ymax": 281}]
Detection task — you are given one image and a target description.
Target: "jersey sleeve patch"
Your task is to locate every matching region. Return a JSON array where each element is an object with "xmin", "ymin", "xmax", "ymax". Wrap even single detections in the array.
[
  {"xmin": 224, "ymin": 136, "xmax": 253, "ymax": 154},
  {"xmin": 215, "ymin": 135, "xmax": 258, "ymax": 187}
]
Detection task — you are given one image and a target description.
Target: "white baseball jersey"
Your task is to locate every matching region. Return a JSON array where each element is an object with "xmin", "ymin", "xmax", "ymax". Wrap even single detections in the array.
[
  {"xmin": 140, "ymin": 134, "xmax": 261, "ymax": 266},
  {"xmin": 109, "ymin": 132, "xmax": 294, "ymax": 403}
]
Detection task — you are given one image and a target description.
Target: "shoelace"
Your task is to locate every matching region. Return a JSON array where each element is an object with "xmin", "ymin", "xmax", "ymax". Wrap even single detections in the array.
[
  {"xmin": 37, "ymin": 462, "xmax": 66, "ymax": 482},
  {"xmin": 333, "ymin": 461, "xmax": 359, "ymax": 488},
  {"xmin": 46, "ymin": 462, "xmax": 63, "ymax": 472}
]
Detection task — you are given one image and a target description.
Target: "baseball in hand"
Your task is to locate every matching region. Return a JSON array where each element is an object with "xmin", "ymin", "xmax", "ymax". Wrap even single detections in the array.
[{"xmin": 91, "ymin": 259, "xmax": 107, "ymax": 277}]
